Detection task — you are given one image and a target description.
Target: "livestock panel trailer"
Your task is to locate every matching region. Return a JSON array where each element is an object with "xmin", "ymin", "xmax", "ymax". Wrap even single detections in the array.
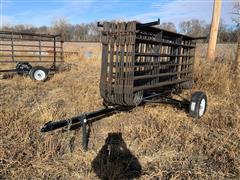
[
  {"xmin": 0, "ymin": 31, "xmax": 63, "ymax": 81},
  {"xmin": 41, "ymin": 20, "xmax": 207, "ymax": 150}
]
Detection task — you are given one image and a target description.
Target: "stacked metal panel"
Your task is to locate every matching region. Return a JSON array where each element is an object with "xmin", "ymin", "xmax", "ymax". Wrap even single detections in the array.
[{"xmin": 100, "ymin": 21, "xmax": 196, "ymax": 106}]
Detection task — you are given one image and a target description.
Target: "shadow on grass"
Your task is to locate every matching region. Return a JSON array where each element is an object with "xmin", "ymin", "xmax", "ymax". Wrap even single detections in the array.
[{"xmin": 91, "ymin": 132, "xmax": 142, "ymax": 180}]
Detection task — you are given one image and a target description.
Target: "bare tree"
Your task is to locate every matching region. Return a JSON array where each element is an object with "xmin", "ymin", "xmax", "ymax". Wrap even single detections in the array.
[
  {"xmin": 179, "ymin": 19, "xmax": 208, "ymax": 37},
  {"xmin": 3, "ymin": 15, "xmax": 238, "ymax": 43},
  {"xmin": 51, "ymin": 17, "xmax": 72, "ymax": 41},
  {"xmin": 232, "ymin": 2, "xmax": 240, "ymax": 26},
  {"xmin": 1, "ymin": 24, "xmax": 13, "ymax": 31},
  {"xmin": 86, "ymin": 22, "xmax": 101, "ymax": 41},
  {"xmin": 160, "ymin": 22, "xmax": 176, "ymax": 32},
  {"xmin": 74, "ymin": 24, "xmax": 88, "ymax": 41},
  {"xmin": 217, "ymin": 19, "xmax": 234, "ymax": 42},
  {"xmin": 36, "ymin": 26, "xmax": 49, "ymax": 34}
]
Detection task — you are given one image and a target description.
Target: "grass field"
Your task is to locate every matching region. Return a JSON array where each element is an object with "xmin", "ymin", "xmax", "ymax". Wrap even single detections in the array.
[{"xmin": 0, "ymin": 44, "xmax": 239, "ymax": 179}]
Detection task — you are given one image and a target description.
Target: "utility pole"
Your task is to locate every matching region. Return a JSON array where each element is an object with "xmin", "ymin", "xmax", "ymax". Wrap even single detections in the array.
[{"xmin": 207, "ymin": 0, "xmax": 222, "ymax": 61}]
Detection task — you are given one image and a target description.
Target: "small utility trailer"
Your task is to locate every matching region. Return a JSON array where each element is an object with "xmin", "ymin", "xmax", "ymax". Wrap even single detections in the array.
[
  {"xmin": 41, "ymin": 20, "xmax": 207, "ymax": 150},
  {"xmin": 0, "ymin": 31, "xmax": 63, "ymax": 81}
]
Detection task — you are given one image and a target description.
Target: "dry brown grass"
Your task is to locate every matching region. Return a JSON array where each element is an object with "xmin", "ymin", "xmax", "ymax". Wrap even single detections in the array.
[{"xmin": 0, "ymin": 44, "xmax": 239, "ymax": 179}]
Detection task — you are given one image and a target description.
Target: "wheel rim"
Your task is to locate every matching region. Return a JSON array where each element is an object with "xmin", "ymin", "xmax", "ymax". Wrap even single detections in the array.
[
  {"xmin": 198, "ymin": 98, "xmax": 206, "ymax": 117},
  {"xmin": 34, "ymin": 70, "xmax": 46, "ymax": 81}
]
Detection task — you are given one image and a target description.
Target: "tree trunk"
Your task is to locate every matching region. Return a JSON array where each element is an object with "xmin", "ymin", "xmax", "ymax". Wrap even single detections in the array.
[{"xmin": 207, "ymin": 0, "xmax": 222, "ymax": 61}]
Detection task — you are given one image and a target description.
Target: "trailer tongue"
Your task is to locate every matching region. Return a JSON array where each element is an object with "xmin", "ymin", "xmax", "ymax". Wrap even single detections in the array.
[{"xmin": 40, "ymin": 20, "xmax": 207, "ymax": 151}]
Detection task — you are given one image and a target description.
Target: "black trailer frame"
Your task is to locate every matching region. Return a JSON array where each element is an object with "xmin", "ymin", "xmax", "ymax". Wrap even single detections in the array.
[
  {"xmin": 0, "ymin": 31, "xmax": 63, "ymax": 80},
  {"xmin": 41, "ymin": 20, "xmax": 207, "ymax": 151},
  {"xmin": 41, "ymin": 89, "xmax": 192, "ymax": 151}
]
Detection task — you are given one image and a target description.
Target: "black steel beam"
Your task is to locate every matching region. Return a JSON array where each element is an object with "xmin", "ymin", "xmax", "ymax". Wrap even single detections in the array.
[
  {"xmin": 0, "ymin": 69, "xmax": 17, "ymax": 73},
  {"xmin": 137, "ymin": 19, "xmax": 160, "ymax": 28},
  {"xmin": 40, "ymin": 106, "xmax": 119, "ymax": 133},
  {"xmin": 0, "ymin": 31, "xmax": 61, "ymax": 38}
]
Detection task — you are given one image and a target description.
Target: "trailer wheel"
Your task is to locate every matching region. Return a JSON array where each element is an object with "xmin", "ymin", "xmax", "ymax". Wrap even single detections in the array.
[
  {"xmin": 29, "ymin": 66, "xmax": 49, "ymax": 81},
  {"xmin": 189, "ymin": 91, "xmax": 207, "ymax": 119}
]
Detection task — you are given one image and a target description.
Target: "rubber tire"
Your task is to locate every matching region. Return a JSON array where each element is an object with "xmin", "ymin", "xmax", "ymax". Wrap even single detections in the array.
[
  {"xmin": 29, "ymin": 66, "xmax": 49, "ymax": 81},
  {"xmin": 189, "ymin": 91, "xmax": 207, "ymax": 119}
]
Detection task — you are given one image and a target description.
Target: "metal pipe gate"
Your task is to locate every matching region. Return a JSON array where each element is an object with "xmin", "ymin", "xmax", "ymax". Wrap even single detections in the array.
[{"xmin": 0, "ymin": 31, "xmax": 63, "ymax": 70}]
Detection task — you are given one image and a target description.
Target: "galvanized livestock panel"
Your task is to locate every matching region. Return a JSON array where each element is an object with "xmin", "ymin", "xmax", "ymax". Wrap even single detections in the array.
[{"xmin": 100, "ymin": 21, "xmax": 197, "ymax": 106}]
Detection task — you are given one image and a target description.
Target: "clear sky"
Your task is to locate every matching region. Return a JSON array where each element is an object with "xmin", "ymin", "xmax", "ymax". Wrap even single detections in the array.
[{"xmin": 0, "ymin": 0, "xmax": 237, "ymax": 27}]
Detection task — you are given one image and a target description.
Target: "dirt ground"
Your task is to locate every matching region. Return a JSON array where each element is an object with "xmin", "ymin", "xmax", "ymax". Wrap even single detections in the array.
[{"xmin": 0, "ymin": 44, "xmax": 240, "ymax": 179}]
